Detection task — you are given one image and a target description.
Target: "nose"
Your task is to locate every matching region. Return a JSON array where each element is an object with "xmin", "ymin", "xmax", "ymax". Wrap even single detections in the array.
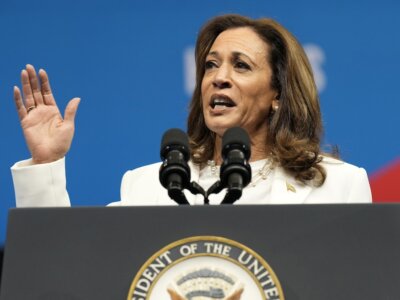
[{"xmin": 212, "ymin": 65, "xmax": 232, "ymax": 89}]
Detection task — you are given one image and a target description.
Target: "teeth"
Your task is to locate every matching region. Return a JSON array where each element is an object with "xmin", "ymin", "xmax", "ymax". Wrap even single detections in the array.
[{"xmin": 211, "ymin": 98, "xmax": 234, "ymax": 108}]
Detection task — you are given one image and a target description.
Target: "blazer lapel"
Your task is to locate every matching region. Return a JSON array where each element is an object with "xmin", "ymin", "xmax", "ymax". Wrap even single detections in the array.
[{"xmin": 269, "ymin": 166, "xmax": 313, "ymax": 204}]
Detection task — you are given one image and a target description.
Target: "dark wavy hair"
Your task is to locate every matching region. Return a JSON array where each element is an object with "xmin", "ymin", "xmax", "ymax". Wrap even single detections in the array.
[{"xmin": 187, "ymin": 14, "xmax": 326, "ymax": 186}]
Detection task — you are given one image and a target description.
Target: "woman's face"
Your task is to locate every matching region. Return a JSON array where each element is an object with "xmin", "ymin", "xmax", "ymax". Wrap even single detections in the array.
[{"xmin": 201, "ymin": 27, "xmax": 278, "ymax": 138}]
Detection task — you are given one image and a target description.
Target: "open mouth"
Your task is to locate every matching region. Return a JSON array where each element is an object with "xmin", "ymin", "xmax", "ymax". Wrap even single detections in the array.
[{"xmin": 210, "ymin": 95, "xmax": 236, "ymax": 109}]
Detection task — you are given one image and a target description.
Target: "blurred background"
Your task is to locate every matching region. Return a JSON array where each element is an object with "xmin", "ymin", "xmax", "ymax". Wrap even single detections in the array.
[{"xmin": 1, "ymin": 0, "xmax": 399, "ymax": 271}]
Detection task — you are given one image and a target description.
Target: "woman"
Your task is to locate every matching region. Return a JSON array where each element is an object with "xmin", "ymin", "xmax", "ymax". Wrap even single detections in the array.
[{"xmin": 11, "ymin": 14, "xmax": 372, "ymax": 206}]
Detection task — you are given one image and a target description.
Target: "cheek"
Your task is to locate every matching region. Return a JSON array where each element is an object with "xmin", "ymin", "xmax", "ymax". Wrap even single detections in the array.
[
  {"xmin": 201, "ymin": 76, "xmax": 210, "ymax": 93},
  {"xmin": 200, "ymin": 79, "xmax": 210, "ymax": 108},
  {"xmin": 246, "ymin": 79, "xmax": 275, "ymax": 107}
]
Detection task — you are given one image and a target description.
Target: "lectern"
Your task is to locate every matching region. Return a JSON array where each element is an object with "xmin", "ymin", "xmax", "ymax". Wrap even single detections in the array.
[{"xmin": 1, "ymin": 204, "xmax": 399, "ymax": 299}]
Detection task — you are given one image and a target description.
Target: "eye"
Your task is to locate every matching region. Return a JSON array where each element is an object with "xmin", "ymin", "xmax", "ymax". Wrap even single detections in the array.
[
  {"xmin": 235, "ymin": 61, "xmax": 251, "ymax": 70},
  {"xmin": 205, "ymin": 60, "xmax": 218, "ymax": 70}
]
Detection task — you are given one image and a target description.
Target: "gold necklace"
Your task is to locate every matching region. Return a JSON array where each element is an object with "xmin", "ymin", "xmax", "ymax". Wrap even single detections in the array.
[{"xmin": 207, "ymin": 159, "xmax": 272, "ymax": 187}]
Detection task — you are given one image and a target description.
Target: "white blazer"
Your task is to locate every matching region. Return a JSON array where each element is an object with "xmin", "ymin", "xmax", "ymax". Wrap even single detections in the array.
[{"xmin": 11, "ymin": 156, "xmax": 372, "ymax": 207}]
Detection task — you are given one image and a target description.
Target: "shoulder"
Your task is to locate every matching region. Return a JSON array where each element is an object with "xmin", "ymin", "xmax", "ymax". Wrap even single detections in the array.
[
  {"xmin": 320, "ymin": 156, "xmax": 365, "ymax": 174},
  {"xmin": 315, "ymin": 156, "xmax": 372, "ymax": 203},
  {"xmin": 319, "ymin": 155, "xmax": 369, "ymax": 186},
  {"xmin": 124, "ymin": 162, "xmax": 162, "ymax": 176},
  {"xmin": 119, "ymin": 162, "xmax": 165, "ymax": 205},
  {"xmin": 121, "ymin": 162, "xmax": 162, "ymax": 189},
  {"xmin": 320, "ymin": 156, "xmax": 368, "ymax": 181}
]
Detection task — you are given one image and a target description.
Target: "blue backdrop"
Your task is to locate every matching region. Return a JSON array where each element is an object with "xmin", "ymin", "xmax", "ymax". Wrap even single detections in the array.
[{"xmin": 1, "ymin": 0, "xmax": 400, "ymax": 245}]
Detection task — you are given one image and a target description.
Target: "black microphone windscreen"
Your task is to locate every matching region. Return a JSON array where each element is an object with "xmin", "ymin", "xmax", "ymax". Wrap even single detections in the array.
[
  {"xmin": 222, "ymin": 127, "xmax": 251, "ymax": 159},
  {"xmin": 160, "ymin": 128, "xmax": 190, "ymax": 161}
]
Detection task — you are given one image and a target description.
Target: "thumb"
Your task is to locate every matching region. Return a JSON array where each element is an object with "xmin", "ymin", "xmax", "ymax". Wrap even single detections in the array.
[{"xmin": 64, "ymin": 97, "xmax": 81, "ymax": 123}]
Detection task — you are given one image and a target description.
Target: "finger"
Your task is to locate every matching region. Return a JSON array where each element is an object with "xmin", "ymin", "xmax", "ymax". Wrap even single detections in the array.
[
  {"xmin": 21, "ymin": 69, "xmax": 35, "ymax": 108},
  {"xmin": 13, "ymin": 86, "xmax": 27, "ymax": 120},
  {"xmin": 39, "ymin": 69, "xmax": 56, "ymax": 106},
  {"xmin": 26, "ymin": 64, "xmax": 44, "ymax": 105},
  {"xmin": 64, "ymin": 98, "xmax": 81, "ymax": 123}
]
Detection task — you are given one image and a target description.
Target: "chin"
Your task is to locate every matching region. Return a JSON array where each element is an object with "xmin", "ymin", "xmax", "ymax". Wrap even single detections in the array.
[
  {"xmin": 204, "ymin": 112, "xmax": 244, "ymax": 135},
  {"xmin": 206, "ymin": 123, "xmax": 236, "ymax": 138}
]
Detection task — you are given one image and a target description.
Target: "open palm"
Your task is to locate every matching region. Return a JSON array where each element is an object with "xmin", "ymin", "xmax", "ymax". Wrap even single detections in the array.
[{"xmin": 14, "ymin": 64, "xmax": 80, "ymax": 164}]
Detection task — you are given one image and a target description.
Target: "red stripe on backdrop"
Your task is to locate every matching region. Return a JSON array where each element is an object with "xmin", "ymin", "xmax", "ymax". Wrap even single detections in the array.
[{"xmin": 370, "ymin": 158, "xmax": 400, "ymax": 202}]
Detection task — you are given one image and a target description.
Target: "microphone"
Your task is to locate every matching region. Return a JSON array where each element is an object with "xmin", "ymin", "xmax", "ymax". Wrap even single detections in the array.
[
  {"xmin": 159, "ymin": 128, "xmax": 191, "ymax": 205},
  {"xmin": 159, "ymin": 128, "xmax": 206, "ymax": 205},
  {"xmin": 207, "ymin": 127, "xmax": 252, "ymax": 204},
  {"xmin": 220, "ymin": 127, "xmax": 252, "ymax": 204}
]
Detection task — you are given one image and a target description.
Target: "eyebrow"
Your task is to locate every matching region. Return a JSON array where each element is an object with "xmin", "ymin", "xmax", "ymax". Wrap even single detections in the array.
[{"xmin": 207, "ymin": 51, "xmax": 256, "ymax": 66}]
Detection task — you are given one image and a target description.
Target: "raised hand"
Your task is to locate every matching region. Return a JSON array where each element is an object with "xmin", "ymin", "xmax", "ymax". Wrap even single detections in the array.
[{"xmin": 13, "ymin": 64, "xmax": 80, "ymax": 164}]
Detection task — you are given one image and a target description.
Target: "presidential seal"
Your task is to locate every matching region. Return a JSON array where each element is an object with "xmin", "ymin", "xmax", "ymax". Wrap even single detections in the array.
[{"xmin": 127, "ymin": 236, "xmax": 284, "ymax": 300}]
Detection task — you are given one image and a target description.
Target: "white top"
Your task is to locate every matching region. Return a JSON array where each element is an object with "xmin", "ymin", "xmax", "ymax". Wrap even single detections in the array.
[{"xmin": 11, "ymin": 156, "xmax": 372, "ymax": 207}]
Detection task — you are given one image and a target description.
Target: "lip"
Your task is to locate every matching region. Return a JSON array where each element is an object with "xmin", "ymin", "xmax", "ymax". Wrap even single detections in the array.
[{"xmin": 209, "ymin": 94, "xmax": 236, "ymax": 108}]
